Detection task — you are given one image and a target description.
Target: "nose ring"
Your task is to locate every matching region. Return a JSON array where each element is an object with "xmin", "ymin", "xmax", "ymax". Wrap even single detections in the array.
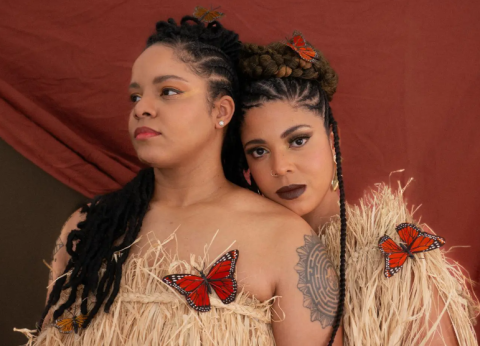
[{"xmin": 271, "ymin": 170, "xmax": 278, "ymax": 177}]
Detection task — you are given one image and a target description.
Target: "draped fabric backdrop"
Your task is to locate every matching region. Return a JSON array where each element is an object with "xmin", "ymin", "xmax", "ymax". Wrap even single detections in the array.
[{"xmin": 1, "ymin": 0, "xmax": 479, "ymax": 337}]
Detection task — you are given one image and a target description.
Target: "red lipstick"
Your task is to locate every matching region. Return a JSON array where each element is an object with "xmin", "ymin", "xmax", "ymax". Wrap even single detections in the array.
[
  {"xmin": 134, "ymin": 126, "xmax": 161, "ymax": 140},
  {"xmin": 276, "ymin": 184, "xmax": 306, "ymax": 200}
]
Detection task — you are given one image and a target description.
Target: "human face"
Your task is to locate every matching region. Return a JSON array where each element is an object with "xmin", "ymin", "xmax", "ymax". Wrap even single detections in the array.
[
  {"xmin": 128, "ymin": 44, "xmax": 217, "ymax": 168},
  {"xmin": 241, "ymin": 101, "xmax": 335, "ymax": 216}
]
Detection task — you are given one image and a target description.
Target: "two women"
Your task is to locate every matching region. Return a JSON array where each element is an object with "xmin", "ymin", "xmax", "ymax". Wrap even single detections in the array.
[{"xmin": 20, "ymin": 16, "xmax": 341, "ymax": 346}]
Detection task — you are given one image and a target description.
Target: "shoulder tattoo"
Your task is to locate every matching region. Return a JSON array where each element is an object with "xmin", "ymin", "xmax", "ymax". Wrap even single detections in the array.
[{"xmin": 295, "ymin": 234, "xmax": 339, "ymax": 328}]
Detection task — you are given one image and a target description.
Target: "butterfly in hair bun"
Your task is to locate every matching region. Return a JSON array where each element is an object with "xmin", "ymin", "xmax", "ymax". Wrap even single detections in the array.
[
  {"xmin": 193, "ymin": 6, "xmax": 224, "ymax": 23},
  {"xmin": 285, "ymin": 31, "xmax": 319, "ymax": 62}
]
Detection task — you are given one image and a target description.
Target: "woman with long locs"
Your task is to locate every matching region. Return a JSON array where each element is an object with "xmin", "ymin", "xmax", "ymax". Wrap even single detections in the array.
[
  {"xmin": 17, "ymin": 16, "xmax": 343, "ymax": 346},
  {"xmin": 223, "ymin": 38, "xmax": 479, "ymax": 345}
]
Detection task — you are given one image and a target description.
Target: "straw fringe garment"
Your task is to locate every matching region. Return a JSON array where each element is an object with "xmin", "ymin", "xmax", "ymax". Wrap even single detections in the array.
[
  {"xmin": 16, "ymin": 236, "xmax": 277, "ymax": 346},
  {"xmin": 16, "ymin": 183, "xmax": 478, "ymax": 345},
  {"xmin": 321, "ymin": 182, "xmax": 479, "ymax": 346}
]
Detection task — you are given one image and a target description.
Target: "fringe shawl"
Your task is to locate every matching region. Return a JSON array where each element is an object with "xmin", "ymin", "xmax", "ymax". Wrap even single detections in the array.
[
  {"xmin": 15, "ymin": 237, "xmax": 276, "ymax": 346},
  {"xmin": 321, "ymin": 183, "xmax": 479, "ymax": 346}
]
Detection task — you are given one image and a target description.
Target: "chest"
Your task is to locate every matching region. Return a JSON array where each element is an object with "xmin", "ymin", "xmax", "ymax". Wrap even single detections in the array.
[{"xmin": 129, "ymin": 205, "xmax": 276, "ymax": 302}]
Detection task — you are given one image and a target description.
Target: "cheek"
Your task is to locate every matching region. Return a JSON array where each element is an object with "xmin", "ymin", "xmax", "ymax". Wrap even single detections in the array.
[{"xmin": 246, "ymin": 158, "xmax": 270, "ymax": 189}]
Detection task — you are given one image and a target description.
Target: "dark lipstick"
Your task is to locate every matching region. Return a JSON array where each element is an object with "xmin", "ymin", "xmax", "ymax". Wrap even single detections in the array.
[{"xmin": 276, "ymin": 184, "xmax": 306, "ymax": 200}]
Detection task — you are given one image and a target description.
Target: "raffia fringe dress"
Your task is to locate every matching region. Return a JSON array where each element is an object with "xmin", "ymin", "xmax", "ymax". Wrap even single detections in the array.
[{"xmin": 16, "ymin": 183, "xmax": 478, "ymax": 345}]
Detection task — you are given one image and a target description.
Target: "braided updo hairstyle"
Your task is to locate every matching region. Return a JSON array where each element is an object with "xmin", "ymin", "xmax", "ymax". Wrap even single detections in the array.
[
  {"xmin": 224, "ymin": 41, "xmax": 346, "ymax": 346},
  {"xmin": 38, "ymin": 16, "xmax": 241, "ymax": 330}
]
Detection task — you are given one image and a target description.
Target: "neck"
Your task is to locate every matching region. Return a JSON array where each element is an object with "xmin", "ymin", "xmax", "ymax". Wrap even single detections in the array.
[
  {"xmin": 302, "ymin": 189, "xmax": 340, "ymax": 233},
  {"xmin": 150, "ymin": 143, "xmax": 230, "ymax": 207}
]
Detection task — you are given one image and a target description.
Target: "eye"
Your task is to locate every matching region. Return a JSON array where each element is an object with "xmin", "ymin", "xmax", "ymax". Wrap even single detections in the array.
[
  {"xmin": 130, "ymin": 94, "xmax": 141, "ymax": 103},
  {"xmin": 290, "ymin": 136, "xmax": 310, "ymax": 148},
  {"xmin": 248, "ymin": 147, "xmax": 269, "ymax": 159},
  {"xmin": 161, "ymin": 88, "xmax": 181, "ymax": 96}
]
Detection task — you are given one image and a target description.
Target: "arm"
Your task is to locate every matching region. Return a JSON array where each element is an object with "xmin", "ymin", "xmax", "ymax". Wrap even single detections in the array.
[{"xmin": 272, "ymin": 228, "xmax": 343, "ymax": 346}]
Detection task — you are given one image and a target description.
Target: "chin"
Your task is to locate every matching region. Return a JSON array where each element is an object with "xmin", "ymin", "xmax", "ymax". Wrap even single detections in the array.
[{"xmin": 273, "ymin": 197, "xmax": 314, "ymax": 217}]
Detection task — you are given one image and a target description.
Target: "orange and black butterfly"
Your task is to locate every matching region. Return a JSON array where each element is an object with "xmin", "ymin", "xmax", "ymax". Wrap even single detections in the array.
[
  {"xmin": 193, "ymin": 6, "xmax": 224, "ymax": 23},
  {"xmin": 53, "ymin": 308, "xmax": 88, "ymax": 334},
  {"xmin": 378, "ymin": 223, "xmax": 446, "ymax": 278},
  {"xmin": 285, "ymin": 31, "xmax": 319, "ymax": 62}
]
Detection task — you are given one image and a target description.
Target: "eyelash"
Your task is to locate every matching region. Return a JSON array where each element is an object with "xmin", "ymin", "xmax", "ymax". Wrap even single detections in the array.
[
  {"xmin": 246, "ymin": 135, "xmax": 311, "ymax": 159},
  {"xmin": 129, "ymin": 88, "xmax": 182, "ymax": 103}
]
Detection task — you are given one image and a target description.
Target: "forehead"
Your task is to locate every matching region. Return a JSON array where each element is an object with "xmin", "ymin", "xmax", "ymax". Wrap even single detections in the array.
[
  {"xmin": 131, "ymin": 44, "xmax": 198, "ymax": 83},
  {"xmin": 242, "ymin": 101, "xmax": 323, "ymax": 138}
]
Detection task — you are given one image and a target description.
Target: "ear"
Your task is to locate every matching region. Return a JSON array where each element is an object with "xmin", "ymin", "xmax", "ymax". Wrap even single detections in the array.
[
  {"xmin": 329, "ymin": 130, "xmax": 336, "ymax": 158},
  {"xmin": 212, "ymin": 95, "xmax": 235, "ymax": 129}
]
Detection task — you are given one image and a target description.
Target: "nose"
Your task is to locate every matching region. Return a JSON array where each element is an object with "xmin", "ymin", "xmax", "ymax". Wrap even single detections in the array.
[
  {"xmin": 133, "ymin": 95, "xmax": 157, "ymax": 119},
  {"xmin": 271, "ymin": 151, "xmax": 294, "ymax": 176}
]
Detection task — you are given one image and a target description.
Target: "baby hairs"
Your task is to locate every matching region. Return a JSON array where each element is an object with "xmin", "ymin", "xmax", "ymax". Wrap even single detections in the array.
[
  {"xmin": 224, "ymin": 41, "xmax": 346, "ymax": 346},
  {"xmin": 38, "ymin": 16, "xmax": 241, "ymax": 331}
]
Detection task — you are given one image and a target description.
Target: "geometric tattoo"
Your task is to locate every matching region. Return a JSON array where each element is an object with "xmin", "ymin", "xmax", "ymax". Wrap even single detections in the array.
[{"xmin": 295, "ymin": 234, "xmax": 339, "ymax": 328}]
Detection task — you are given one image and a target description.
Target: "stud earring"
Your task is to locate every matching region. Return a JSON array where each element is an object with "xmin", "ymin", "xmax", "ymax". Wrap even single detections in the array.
[{"xmin": 219, "ymin": 121, "xmax": 225, "ymax": 126}]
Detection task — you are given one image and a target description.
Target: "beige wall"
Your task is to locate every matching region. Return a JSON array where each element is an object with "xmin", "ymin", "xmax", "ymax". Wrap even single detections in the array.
[{"xmin": 0, "ymin": 138, "xmax": 87, "ymax": 344}]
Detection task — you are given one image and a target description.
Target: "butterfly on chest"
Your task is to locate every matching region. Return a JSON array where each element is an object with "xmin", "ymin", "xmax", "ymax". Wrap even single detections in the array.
[
  {"xmin": 378, "ymin": 223, "xmax": 445, "ymax": 278},
  {"xmin": 162, "ymin": 249, "xmax": 239, "ymax": 312}
]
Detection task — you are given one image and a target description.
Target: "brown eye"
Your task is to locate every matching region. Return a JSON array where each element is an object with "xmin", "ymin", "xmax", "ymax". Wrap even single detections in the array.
[
  {"xmin": 290, "ymin": 137, "xmax": 309, "ymax": 148},
  {"xmin": 161, "ymin": 88, "xmax": 181, "ymax": 96},
  {"xmin": 252, "ymin": 148, "xmax": 268, "ymax": 158},
  {"xmin": 130, "ymin": 94, "xmax": 141, "ymax": 103}
]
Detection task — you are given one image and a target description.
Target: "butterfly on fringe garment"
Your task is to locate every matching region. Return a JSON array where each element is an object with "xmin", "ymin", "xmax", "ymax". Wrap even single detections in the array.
[
  {"xmin": 378, "ymin": 223, "xmax": 446, "ymax": 278},
  {"xmin": 53, "ymin": 308, "xmax": 88, "ymax": 334},
  {"xmin": 285, "ymin": 31, "xmax": 319, "ymax": 62},
  {"xmin": 162, "ymin": 249, "xmax": 239, "ymax": 312},
  {"xmin": 193, "ymin": 6, "xmax": 224, "ymax": 23}
]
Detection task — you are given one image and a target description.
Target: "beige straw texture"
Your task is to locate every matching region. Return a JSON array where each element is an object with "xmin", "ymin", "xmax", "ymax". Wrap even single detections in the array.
[
  {"xmin": 15, "ymin": 237, "xmax": 276, "ymax": 346},
  {"xmin": 321, "ymin": 182, "xmax": 479, "ymax": 346}
]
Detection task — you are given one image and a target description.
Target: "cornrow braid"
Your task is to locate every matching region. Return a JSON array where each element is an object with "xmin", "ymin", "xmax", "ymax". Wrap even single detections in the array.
[
  {"xmin": 223, "ymin": 39, "xmax": 346, "ymax": 345},
  {"xmin": 38, "ymin": 15, "xmax": 241, "ymax": 331},
  {"xmin": 240, "ymin": 42, "xmax": 337, "ymax": 101}
]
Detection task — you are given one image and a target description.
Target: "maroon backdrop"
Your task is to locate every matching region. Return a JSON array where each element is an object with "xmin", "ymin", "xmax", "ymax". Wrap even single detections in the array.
[{"xmin": 1, "ymin": 0, "xmax": 479, "ymax": 330}]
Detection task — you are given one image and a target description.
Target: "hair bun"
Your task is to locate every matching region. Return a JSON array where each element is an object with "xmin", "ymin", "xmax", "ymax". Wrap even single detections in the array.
[{"xmin": 240, "ymin": 41, "xmax": 338, "ymax": 101}]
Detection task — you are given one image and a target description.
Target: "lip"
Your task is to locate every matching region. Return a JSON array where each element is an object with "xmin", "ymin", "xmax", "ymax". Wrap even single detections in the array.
[
  {"xmin": 276, "ymin": 184, "xmax": 306, "ymax": 200},
  {"xmin": 134, "ymin": 126, "xmax": 161, "ymax": 139}
]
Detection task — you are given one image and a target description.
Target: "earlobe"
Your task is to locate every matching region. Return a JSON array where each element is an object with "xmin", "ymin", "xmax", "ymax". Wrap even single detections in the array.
[{"xmin": 215, "ymin": 95, "xmax": 235, "ymax": 128}]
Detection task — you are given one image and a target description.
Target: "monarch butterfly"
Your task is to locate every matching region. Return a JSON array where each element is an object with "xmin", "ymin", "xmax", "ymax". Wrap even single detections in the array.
[
  {"xmin": 285, "ymin": 31, "xmax": 319, "ymax": 62},
  {"xmin": 378, "ymin": 223, "xmax": 446, "ymax": 278},
  {"xmin": 53, "ymin": 308, "xmax": 88, "ymax": 334},
  {"xmin": 193, "ymin": 6, "xmax": 224, "ymax": 23},
  {"xmin": 162, "ymin": 249, "xmax": 239, "ymax": 312}
]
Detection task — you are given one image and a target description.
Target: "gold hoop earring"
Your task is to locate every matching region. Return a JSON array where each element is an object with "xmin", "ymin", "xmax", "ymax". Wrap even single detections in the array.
[{"xmin": 331, "ymin": 157, "xmax": 339, "ymax": 191}]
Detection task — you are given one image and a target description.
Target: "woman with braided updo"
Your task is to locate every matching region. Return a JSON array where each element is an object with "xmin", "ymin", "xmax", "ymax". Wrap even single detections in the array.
[
  {"xmin": 16, "ymin": 17, "xmax": 342, "ymax": 346},
  {"xmin": 223, "ymin": 39, "xmax": 478, "ymax": 345}
]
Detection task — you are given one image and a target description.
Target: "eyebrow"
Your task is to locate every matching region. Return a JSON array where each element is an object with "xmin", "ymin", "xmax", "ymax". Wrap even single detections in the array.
[
  {"xmin": 243, "ymin": 139, "xmax": 266, "ymax": 148},
  {"xmin": 128, "ymin": 75, "xmax": 188, "ymax": 89},
  {"xmin": 281, "ymin": 124, "xmax": 312, "ymax": 138}
]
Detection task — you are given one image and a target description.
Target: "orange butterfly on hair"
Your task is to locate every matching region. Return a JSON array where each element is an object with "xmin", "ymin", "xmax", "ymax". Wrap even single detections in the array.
[
  {"xmin": 285, "ymin": 31, "xmax": 319, "ymax": 62},
  {"xmin": 53, "ymin": 307, "xmax": 88, "ymax": 334},
  {"xmin": 193, "ymin": 5, "xmax": 224, "ymax": 23},
  {"xmin": 378, "ymin": 223, "xmax": 446, "ymax": 278}
]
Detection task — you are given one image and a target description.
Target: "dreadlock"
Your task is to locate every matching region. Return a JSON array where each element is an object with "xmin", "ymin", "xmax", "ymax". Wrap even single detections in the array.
[
  {"xmin": 224, "ymin": 41, "xmax": 346, "ymax": 346},
  {"xmin": 38, "ymin": 15, "xmax": 241, "ymax": 330}
]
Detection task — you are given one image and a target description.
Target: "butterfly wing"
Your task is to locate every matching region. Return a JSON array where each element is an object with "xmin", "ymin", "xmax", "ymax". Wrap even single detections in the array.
[
  {"xmin": 54, "ymin": 318, "xmax": 75, "ymax": 334},
  {"xmin": 409, "ymin": 231, "xmax": 446, "ymax": 253},
  {"xmin": 162, "ymin": 274, "xmax": 211, "ymax": 312},
  {"xmin": 202, "ymin": 10, "xmax": 224, "ymax": 23},
  {"xmin": 378, "ymin": 235, "xmax": 408, "ymax": 278},
  {"xmin": 291, "ymin": 31, "xmax": 307, "ymax": 47},
  {"xmin": 206, "ymin": 250, "xmax": 239, "ymax": 304},
  {"xmin": 193, "ymin": 6, "xmax": 209, "ymax": 19},
  {"xmin": 396, "ymin": 223, "xmax": 421, "ymax": 245},
  {"xmin": 297, "ymin": 47, "xmax": 318, "ymax": 62}
]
